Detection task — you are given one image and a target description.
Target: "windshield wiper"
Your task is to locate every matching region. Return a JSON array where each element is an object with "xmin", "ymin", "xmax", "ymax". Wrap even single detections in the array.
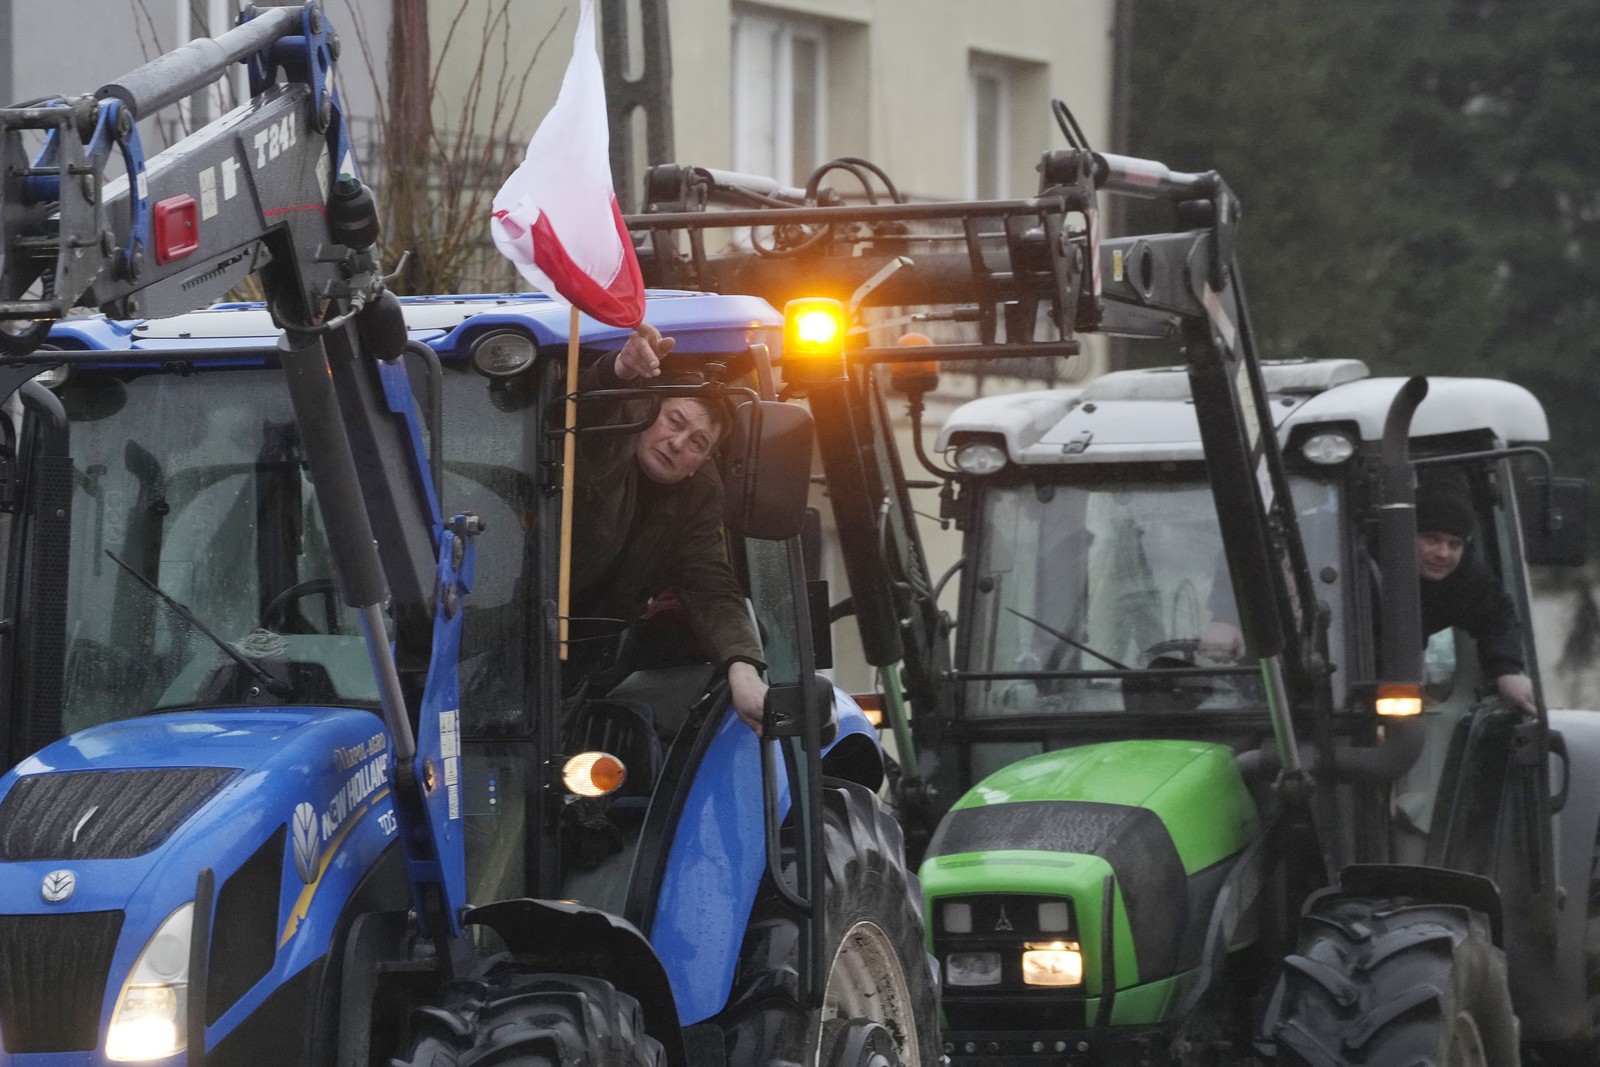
[
  {"xmin": 104, "ymin": 550, "xmax": 294, "ymax": 699},
  {"xmin": 1005, "ymin": 607, "xmax": 1132, "ymax": 672}
]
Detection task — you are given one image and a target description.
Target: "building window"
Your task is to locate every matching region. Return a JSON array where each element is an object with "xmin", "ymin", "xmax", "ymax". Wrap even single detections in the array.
[
  {"xmin": 968, "ymin": 59, "xmax": 1012, "ymax": 200},
  {"xmin": 731, "ymin": 9, "xmax": 828, "ymax": 187}
]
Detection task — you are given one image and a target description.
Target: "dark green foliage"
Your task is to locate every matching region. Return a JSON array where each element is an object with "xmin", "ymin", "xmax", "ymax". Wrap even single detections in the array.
[{"xmin": 1128, "ymin": 0, "xmax": 1600, "ymax": 484}]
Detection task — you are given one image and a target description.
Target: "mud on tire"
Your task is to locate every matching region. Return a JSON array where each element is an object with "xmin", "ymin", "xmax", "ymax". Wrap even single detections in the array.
[
  {"xmin": 717, "ymin": 779, "xmax": 939, "ymax": 1067},
  {"xmin": 394, "ymin": 963, "xmax": 665, "ymax": 1067},
  {"xmin": 1259, "ymin": 894, "xmax": 1519, "ymax": 1066}
]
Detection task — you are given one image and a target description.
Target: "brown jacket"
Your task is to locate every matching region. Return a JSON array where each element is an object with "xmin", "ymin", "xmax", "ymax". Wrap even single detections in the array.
[{"xmin": 569, "ymin": 355, "xmax": 764, "ymax": 670}]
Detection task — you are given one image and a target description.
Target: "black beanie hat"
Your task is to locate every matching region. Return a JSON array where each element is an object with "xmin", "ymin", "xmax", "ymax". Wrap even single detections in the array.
[{"xmin": 1416, "ymin": 485, "xmax": 1475, "ymax": 540}]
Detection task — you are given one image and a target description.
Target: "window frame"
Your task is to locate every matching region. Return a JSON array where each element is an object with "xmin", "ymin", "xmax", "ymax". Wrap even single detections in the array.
[
  {"xmin": 967, "ymin": 57, "xmax": 1013, "ymax": 200},
  {"xmin": 731, "ymin": 8, "xmax": 830, "ymax": 187}
]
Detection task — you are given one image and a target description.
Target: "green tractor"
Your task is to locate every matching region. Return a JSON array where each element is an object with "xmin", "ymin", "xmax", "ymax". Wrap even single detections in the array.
[
  {"xmin": 925, "ymin": 356, "xmax": 1591, "ymax": 1064},
  {"xmin": 625, "ymin": 137, "xmax": 1600, "ymax": 1064}
]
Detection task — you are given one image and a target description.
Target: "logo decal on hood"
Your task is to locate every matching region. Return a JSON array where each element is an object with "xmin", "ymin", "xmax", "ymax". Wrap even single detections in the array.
[
  {"xmin": 292, "ymin": 802, "xmax": 320, "ymax": 884},
  {"xmin": 41, "ymin": 869, "xmax": 76, "ymax": 903}
]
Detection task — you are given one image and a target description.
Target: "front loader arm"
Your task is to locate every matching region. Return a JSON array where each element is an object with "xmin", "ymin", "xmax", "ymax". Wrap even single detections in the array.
[
  {"xmin": 0, "ymin": 6, "xmax": 351, "ymax": 331},
  {"xmin": 1089, "ymin": 161, "xmax": 1318, "ymax": 681}
]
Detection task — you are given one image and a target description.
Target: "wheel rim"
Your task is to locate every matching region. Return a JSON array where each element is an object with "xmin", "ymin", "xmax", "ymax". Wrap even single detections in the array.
[
  {"xmin": 1447, "ymin": 1008, "xmax": 1488, "ymax": 1067},
  {"xmin": 819, "ymin": 919, "xmax": 921, "ymax": 1067}
]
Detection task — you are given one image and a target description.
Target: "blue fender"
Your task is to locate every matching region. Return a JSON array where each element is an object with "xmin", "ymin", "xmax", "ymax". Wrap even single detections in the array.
[{"xmin": 649, "ymin": 685, "xmax": 880, "ymax": 1024}]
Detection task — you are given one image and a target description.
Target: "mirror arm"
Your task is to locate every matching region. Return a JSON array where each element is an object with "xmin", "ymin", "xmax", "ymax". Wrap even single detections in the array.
[{"xmin": 1414, "ymin": 445, "xmax": 1558, "ymax": 532}]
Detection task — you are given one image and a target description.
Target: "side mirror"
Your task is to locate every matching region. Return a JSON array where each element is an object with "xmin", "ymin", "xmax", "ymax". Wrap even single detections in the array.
[
  {"xmin": 1523, "ymin": 476, "xmax": 1587, "ymax": 567},
  {"xmin": 724, "ymin": 400, "xmax": 814, "ymax": 540}
]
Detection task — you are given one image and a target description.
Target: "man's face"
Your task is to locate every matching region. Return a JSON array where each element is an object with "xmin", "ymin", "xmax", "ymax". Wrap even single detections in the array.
[
  {"xmin": 636, "ymin": 398, "xmax": 719, "ymax": 484},
  {"xmin": 1417, "ymin": 530, "xmax": 1466, "ymax": 581}
]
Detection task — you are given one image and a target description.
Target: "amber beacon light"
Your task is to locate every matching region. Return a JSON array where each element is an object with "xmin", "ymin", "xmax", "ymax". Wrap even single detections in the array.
[{"xmin": 782, "ymin": 297, "xmax": 848, "ymax": 383}]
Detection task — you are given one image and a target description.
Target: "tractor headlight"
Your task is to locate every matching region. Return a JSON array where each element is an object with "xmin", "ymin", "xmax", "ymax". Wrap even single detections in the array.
[
  {"xmin": 954, "ymin": 441, "xmax": 1007, "ymax": 476},
  {"xmin": 941, "ymin": 901, "xmax": 973, "ymax": 933},
  {"xmin": 470, "ymin": 329, "xmax": 537, "ymax": 378},
  {"xmin": 945, "ymin": 951, "xmax": 1002, "ymax": 987},
  {"xmin": 1021, "ymin": 941, "xmax": 1084, "ymax": 987},
  {"xmin": 106, "ymin": 902, "xmax": 193, "ymax": 1061},
  {"xmin": 1300, "ymin": 431, "xmax": 1355, "ymax": 466}
]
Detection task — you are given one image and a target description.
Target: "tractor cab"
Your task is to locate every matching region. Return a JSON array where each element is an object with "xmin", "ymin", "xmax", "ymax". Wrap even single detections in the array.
[{"xmin": 936, "ymin": 358, "xmax": 1559, "ymax": 786}]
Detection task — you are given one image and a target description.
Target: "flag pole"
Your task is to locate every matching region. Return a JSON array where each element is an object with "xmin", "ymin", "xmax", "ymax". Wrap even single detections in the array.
[{"xmin": 557, "ymin": 304, "xmax": 581, "ymax": 661}]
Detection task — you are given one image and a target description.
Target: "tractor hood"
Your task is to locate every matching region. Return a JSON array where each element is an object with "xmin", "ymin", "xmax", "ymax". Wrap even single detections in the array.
[
  {"xmin": 0, "ymin": 707, "xmax": 400, "ymax": 1038},
  {"xmin": 921, "ymin": 740, "xmax": 1261, "ymax": 991},
  {"xmin": 926, "ymin": 740, "xmax": 1258, "ymax": 873}
]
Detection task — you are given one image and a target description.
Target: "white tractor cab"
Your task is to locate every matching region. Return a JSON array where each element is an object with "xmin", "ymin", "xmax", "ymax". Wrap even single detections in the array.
[{"xmin": 934, "ymin": 358, "xmax": 1574, "ymax": 767}]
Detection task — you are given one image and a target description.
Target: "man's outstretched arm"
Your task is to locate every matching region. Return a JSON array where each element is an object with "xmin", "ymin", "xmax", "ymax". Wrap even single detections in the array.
[{"xmin": 614, "ymin": 321, "xmax": 674, "ymax": 380}]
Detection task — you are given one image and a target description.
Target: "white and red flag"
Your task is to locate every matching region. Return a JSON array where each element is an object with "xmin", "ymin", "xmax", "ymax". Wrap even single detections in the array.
[{"xmin": 490, "ymin": 0, "xmax": 645, "ymax": 328}]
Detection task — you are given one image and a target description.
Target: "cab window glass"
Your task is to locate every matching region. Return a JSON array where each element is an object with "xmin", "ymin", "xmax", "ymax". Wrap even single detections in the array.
[
  {"xmin": 440, "ymin": 367, "xmax": 542, "ymax": 734},
  {"xmin": 742, "ymin": 539, "xmax": 800, "ymax": 685},
  {"xmin": 57, "ymin": 367, "xmax": 375, "ymax": 732}
]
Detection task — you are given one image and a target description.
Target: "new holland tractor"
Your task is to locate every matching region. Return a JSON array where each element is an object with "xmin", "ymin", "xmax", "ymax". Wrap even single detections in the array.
[
  {"xmin": 0, "ymin": 6, "xmax": 935, "ymax": 1065},
  {"xmin": 619, "ymin": 131, "xmax": 1600, "ymax": 1064}
]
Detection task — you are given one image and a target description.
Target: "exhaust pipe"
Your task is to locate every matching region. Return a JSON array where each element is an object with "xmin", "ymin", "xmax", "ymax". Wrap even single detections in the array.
[
  {"xmin": 1237, "ymin": 716, "xmax": 1426, "ymax": 786},
  {"xmin": 1377, "ymin": 377, "xmax": 1429, "ymax": 694}
]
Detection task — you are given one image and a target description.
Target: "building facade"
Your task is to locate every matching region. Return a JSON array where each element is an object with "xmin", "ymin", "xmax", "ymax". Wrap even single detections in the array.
[{"xmin": 430, "ymin": 0, "xmax": 1117, "ymax": 204}]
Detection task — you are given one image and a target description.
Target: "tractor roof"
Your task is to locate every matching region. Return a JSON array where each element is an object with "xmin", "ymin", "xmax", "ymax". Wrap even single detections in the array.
[
  {"xmin": 45, "ymin": 290, "xmax": 784, "ymax": 358},
  {"xmin": 937, "ymin": 358, "xmax": 1547, "ymax": 465}
]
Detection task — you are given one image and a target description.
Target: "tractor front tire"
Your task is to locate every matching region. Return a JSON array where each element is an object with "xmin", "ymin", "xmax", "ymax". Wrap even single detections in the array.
[
  {"xmin": 395, "ymin": 964, "xmax": 665, "ymax": 1067},
  {"xmin": 719, "ymin": 779, "xmax": 939, "ymax": 1067},
  {"xmin": 1261, "ymin": 895, "xmax": 1519, "ymax": 1066}
]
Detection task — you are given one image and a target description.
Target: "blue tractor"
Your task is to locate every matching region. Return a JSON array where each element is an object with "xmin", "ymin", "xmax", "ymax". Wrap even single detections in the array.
[{"xmin": 0, "ymin": 6, "xmax": 935, "ymax": 1065}]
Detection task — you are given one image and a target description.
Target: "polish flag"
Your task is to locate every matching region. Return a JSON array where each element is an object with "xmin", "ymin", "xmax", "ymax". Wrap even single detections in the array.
[{"xmin": 490, "ymin": 0, "xmax": 645, "ymax": 328}]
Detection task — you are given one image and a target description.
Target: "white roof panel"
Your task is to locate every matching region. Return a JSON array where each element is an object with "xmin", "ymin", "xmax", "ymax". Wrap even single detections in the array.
[
  {"xmin": 1026, "ymin": 399, "xmax": 1205, "ymax": 464},
  {"xmin": 1076, "ymin": 358, "xmax": 1369, "ymax": 403},
  {"xmin": 1284, "ymin": 377, "xmax": 1548, "ymax": 444},
  {"xmin": 941, "ymin": 366, "xmax": 1547, "ymax": 465},
  {"xmin": 934, "ymin": 389, "xmax": 1082, "ymax": 456}
]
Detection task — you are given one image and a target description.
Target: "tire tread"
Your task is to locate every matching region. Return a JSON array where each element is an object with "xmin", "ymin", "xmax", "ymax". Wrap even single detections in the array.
[
  {"xmin": 719, "ymin": 780, "xmax": 938, "ymax": 1067},
  {"xmin": 393, "ymin": 966, "xmax": 665, "ymax": 1067},
  {"xmin": 1260, "ymin": 896, "xmax": 1518, "ymax": 1066}
]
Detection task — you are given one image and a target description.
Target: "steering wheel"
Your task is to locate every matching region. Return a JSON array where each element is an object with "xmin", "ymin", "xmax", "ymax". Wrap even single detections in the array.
[
  {"xmin": 1141, "ymin": 638, "xmax": 1202, "ymax": 665},
  {"xmin": 261, "ymin": 578, "xmax": 342, "ymax": 634}
]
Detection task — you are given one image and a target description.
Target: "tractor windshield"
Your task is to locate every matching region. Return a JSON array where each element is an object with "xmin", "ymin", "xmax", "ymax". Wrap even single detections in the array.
[
  {"xmin": 963, "ymin": 473, "xmax": 1343, "ymax": 718},
  {"xmin": 57, "ymin": 364, "xmax": 377, "ymax": 730}
]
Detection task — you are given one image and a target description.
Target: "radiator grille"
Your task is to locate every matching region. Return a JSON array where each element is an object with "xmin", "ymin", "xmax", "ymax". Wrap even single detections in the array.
[
  {"xmin": 0, "ymin": 910, "xmax": 124, "ymax": 1053},
  {"xmin": 0, "ymin": 768, "xmax": 237, "ymax": 860}
]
